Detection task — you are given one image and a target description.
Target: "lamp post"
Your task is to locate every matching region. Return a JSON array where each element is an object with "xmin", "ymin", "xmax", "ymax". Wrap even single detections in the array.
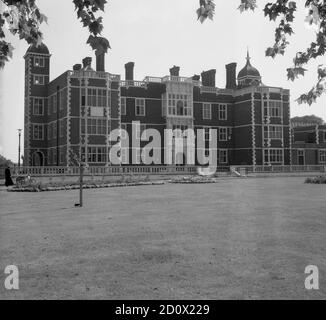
[{"xmin": 17, "ymin": 129, "xmax": 22, "ymax": 169}]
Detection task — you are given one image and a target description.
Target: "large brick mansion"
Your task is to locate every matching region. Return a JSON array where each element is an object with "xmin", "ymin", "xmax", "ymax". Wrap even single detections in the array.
[{"xmin": 24, "ymin": 44, "xmax": 293, "ymax": 167}]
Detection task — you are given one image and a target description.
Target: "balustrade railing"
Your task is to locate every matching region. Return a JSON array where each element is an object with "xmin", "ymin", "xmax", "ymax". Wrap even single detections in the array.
[{"xmin": 5, "ymin": 165, "xmax": 326, "ymax": 178}]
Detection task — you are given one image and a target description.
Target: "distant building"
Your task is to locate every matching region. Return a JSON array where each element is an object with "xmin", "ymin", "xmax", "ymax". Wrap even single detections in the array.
[
  {"xmin": 291, "ymin": 115, "xmax": 324, "ymax": 128},
  {"xmin": 292, "ymin": 125, "xmax": 326, "ymax": 165},
  {"xmin": 23, "ymin": 44, "xmax": 292, "ymax": 167}
]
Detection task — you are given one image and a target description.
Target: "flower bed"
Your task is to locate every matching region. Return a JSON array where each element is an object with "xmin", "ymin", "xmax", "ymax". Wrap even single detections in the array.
[
  {"xmin": 171, "ymin": 176, "xmax": 219, "ymax": 184},
  {"xmin": 7, "ymin": 180, "xmax": 167, "ymax": 192},
  {"xmin": 305, "ymin": 176, "xmax": 326, "ymax": 184}
]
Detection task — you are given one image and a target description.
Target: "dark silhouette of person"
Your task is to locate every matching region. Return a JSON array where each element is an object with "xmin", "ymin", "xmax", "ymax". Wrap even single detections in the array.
[{"xmin": 4, "ymin": 166, "xmax": 14, "ymax": 187}]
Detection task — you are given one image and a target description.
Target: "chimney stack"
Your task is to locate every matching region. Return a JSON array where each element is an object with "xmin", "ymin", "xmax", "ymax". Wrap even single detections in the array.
[
  {"xmin": 73, "ymin": 64, "xmax": 82, "ymax": 71},
  {"xmin": 192, "ymin": 74, "xmax": 200, "ymax": 81},
  {"xmin": 225, "ymin": 63, "xmax": 237, "ymax": 89},
  {"xmin": 95, "ymin": 50, "xmax": 105, "ymax": 72},
  {"xmin": 169, "ymin": 65, "xmax": 180, "ymax": 77},
  {"xmin": 125, "ymin": 62, "xmax": 135, "ymax": 81},
  {"xmin": 201, "ymin": 69, "xmax": 216, "ymax": 87},
  {"xmin": 82, "ymin": 57, "xmax": 92, "ymax": 70}
]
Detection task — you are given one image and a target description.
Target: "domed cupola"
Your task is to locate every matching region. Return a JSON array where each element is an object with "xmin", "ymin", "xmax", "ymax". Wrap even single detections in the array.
[
  {"xmin": 237, "ymin": 50, "xmax": 261, "ymax": 88},
  {"xmin": 26, "ymin": 43, "xmax": 50, "ymax": 55}
]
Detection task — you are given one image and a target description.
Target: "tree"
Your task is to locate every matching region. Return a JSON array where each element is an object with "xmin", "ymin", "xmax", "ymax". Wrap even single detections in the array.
[
  {"xmin": 197, "ymin": 0, "xmax": 326, "ymax": 105},
  {"xmin": 291, "ymin": 114, "xmax": 325, "ymax": 125},
  {"xmin": 0, "ymin": 0, "xmax": 109, "ymax": 68},
  {"xmin": 1, "ymin": 0, "xmax": 326, "ymax": 105}
]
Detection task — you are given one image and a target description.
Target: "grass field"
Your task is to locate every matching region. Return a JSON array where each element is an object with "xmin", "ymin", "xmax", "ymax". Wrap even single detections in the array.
[{"xmin": 0, "ymin": 177, "xmax": 326, "ymax": 299}]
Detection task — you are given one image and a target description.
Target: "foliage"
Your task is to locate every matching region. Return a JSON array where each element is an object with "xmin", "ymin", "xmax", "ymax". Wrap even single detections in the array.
[
  {"xmin": 197, "ymin": 0, "xmax": 326, "ymax": 105},
  {"xmin": 1, "ymin": 0, "xmax": 326, "ymax": 105},
  {"xmin": 0, "ymin": 153, "xmax": 14, "ymax": 166},
  {"xmin": 0, "ymin": 0, "xmax": 109, "ymax": 68},
  {"xmin": 291, "ymin": 114, "xmax": 324, "ymax": 125},
  {"xmin": 305, "ymin": 175, "xmax": 326, "ymax": 184}
]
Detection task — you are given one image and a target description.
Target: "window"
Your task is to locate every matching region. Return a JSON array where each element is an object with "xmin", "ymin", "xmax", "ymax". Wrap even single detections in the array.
[
  {"xmin": 81, "ymin": 119, "xmax": 86, "ymax": 134},
  {"xmin": 218, "ymin": 104, "xmax": 227, "ymax": 120},
  {"xmin": 33, "ymin": 124, "xmax": 44, "ymax": 140},
  {"xmin": 52, "ymin": 148, "xmax": 57, "ymax": 165},
  {"xmin": 167, "ymin": 94, "xmax": 192, "ymax": 116},
  {"xmin": 269, "ymin": 149, "xmax": 283, "ymax": 163},
  {"xmin": 57, "ymin": 92, "xmax": 61, "ymax": 111},
  {"xmin": 47, "ymin": 124, "xmax": 51, "ymax": 140},
  {"xmin": 52, "ymin": 122, "xmax": 57, "ymax": 139},
  {"xmin": 269, "ymin": 126, "xmax": 283, "ymax": 140},
  {"xmin": 87, "ymin": 88, "xmax": 97, "ymax": 107},
  {"xmin": 219, "ymin": 149, "xmax": 228, "ymax": 164},
  {"xmin": 34, "ymin": 57, "xmax": 44, "ymax": 67},
  {"xmin": 59, "ymin": 119, "xmax": 64, "ymax": 138},
  {"xmin": 319, "ymin": 150, "xmax": 326, "ymax": 163},
  {"xmin": 34, "ymin": 75, "xmax": 45, "ymax": 85},
  {"xmin": 81, "ymin": 88, "xmax": 86, "ymax": 106},
  {"xmin": 121, "ymin": 97, "xmax": 126, "ymax": 115},
  {"xmin": 52, "ymin": 95, "xmax": 57, "ymax": 113},
  {"xmin": 85, "ymin": 88, "xmax": 107, "ymax": 107},
  {"xmin": 59, "ymin": 90, "xmax": 66, "ymax": 111},
  {"xmin": 269, "ymin": 101, "xmax": 282, "ymax": 117},
  {"xmin": 48, "ymin": 96, "xmax": 52, "ymax": 115},
  {"xmin": 97, "ymin": 89, "xmax": 107, "ymax": 107},
  {"xmin": 87, "ymin": 147, "xmax": 107, "ymax": 163},
  {"xmin": 87, "ymin": 118, "xmax": 106, "ymax": 135},
  {"xmin": 264, "ymin": 101, "xmax": 268, "ymax": 117},
  {"xmin": 33, "ymin": 98, "xmax": 44, "ymax": 115},
  {"xmin": 60, "ymin": 149, "xmax": 65, "ymax": 164},
  {"xmin": 219, "ymin": 127, "xmax": 228, "ymax": 141},
  {"xmin": 48, "ymin": 149, "xmax": 52, "ymax": 165},
  {"xmin": 135, "ymin": 98, "xmax": 145, "ymax": 116},
  {"xmin": 203, "ymin": 103, "xmax": 212, "ymax": 120}
]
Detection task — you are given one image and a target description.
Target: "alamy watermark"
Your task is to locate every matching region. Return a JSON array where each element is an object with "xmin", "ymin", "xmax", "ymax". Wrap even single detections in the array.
[
  {"xmin": 81, "ymin": 124, "xmax": 221, "ymax": 170},
  {"xmin": 4, "ymin": 265, "xmax": 19, "ymax": 290},
  {"xmin": 304, "ymin": 265, "xmax": 319, "ymax": 290}
]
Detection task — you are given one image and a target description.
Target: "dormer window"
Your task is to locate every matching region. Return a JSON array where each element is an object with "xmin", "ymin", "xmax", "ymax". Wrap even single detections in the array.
[{"xmin": 34, "ymin": 57, "xmax": 45, "ymax": 67}]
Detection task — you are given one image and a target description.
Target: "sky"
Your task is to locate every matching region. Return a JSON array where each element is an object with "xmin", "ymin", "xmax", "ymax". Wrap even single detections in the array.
[{"xmin": 1, "ymin": 0, "xmax": 326, "ymax": 162}]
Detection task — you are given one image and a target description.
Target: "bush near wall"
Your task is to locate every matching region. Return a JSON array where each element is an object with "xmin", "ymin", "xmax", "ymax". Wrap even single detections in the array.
[{"xmin": 305, "ymin": 176, "xmax": 326, "ymax": 184}]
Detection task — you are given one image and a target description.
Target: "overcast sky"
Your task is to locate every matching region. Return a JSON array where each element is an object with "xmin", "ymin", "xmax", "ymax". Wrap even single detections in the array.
[{"xmin": 1, "ymin": 0, "xmax": 325, "ymax": 162}]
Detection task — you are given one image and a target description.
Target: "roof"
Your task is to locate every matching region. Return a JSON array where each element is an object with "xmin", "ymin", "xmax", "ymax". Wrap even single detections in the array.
[
  {"xmin": 26, "ymin": 43, "xmax": 50, "ymax": 55},
  {"xmin": 237, "ymin": 51, "xmax": 261, "ymax": 79}
]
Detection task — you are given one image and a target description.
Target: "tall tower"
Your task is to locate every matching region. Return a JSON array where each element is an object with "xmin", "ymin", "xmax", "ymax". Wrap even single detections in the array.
[{"xmin": 23, "ymin": 43, "xmax": 51, "ymax": 166}]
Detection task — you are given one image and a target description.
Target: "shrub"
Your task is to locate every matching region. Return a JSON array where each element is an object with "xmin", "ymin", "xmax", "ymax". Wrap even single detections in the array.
[{"xmin": 305, "ymin": 176, "xmax": 326, "ymax": 184}]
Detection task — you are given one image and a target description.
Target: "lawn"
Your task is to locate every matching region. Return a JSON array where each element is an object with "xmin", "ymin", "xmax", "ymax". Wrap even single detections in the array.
[{"xmin": 0, "ymin": 177, "xmax": 326, "ymax": 299}]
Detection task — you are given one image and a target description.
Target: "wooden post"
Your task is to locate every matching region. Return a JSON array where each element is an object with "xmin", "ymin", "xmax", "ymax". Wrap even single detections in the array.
[{"xmin": 79, "ymin": 163, "xmax": 84, "ymax": 207}]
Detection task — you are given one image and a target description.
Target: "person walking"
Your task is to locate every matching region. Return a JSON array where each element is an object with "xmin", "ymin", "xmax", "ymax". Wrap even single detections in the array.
[{"xmin": 4, "ymin": 166, "xmax": 14, "ymax": 187}]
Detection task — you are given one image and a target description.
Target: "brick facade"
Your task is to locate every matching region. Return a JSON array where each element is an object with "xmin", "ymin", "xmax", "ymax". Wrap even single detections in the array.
[{"xmin": 24, "ymin": 44, "xmax": 292, "ymax": 167}]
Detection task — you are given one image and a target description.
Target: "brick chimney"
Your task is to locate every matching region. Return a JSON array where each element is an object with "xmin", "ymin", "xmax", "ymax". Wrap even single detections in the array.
[
  {"xmin": 192, "ymin": 74, "xmax": 200, "ymax": 81},
  {"xmin": 201, "ymin": 69, "xmax": 216, "ymax": 87},
  {"xmin": 95, "ymin": 50, "xmax": 105, "ymax": 72},
  {"xmin": 125, "ymin": 62, "xmax": 135, "ymax": 80},
  {"xmin": 73, "ymin": 64, "xmax": 82, "ymax": 71},
  {"xmin": 82, "ymin": 57, "xmax": 92, "ymax": 70},
  {"xmin": 225, "ymin": 63, "xmax": 237, "ymax": 89},
  {"xmin": 169, "ymin": 65, "xmax": 180, "ymax": 77}
]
